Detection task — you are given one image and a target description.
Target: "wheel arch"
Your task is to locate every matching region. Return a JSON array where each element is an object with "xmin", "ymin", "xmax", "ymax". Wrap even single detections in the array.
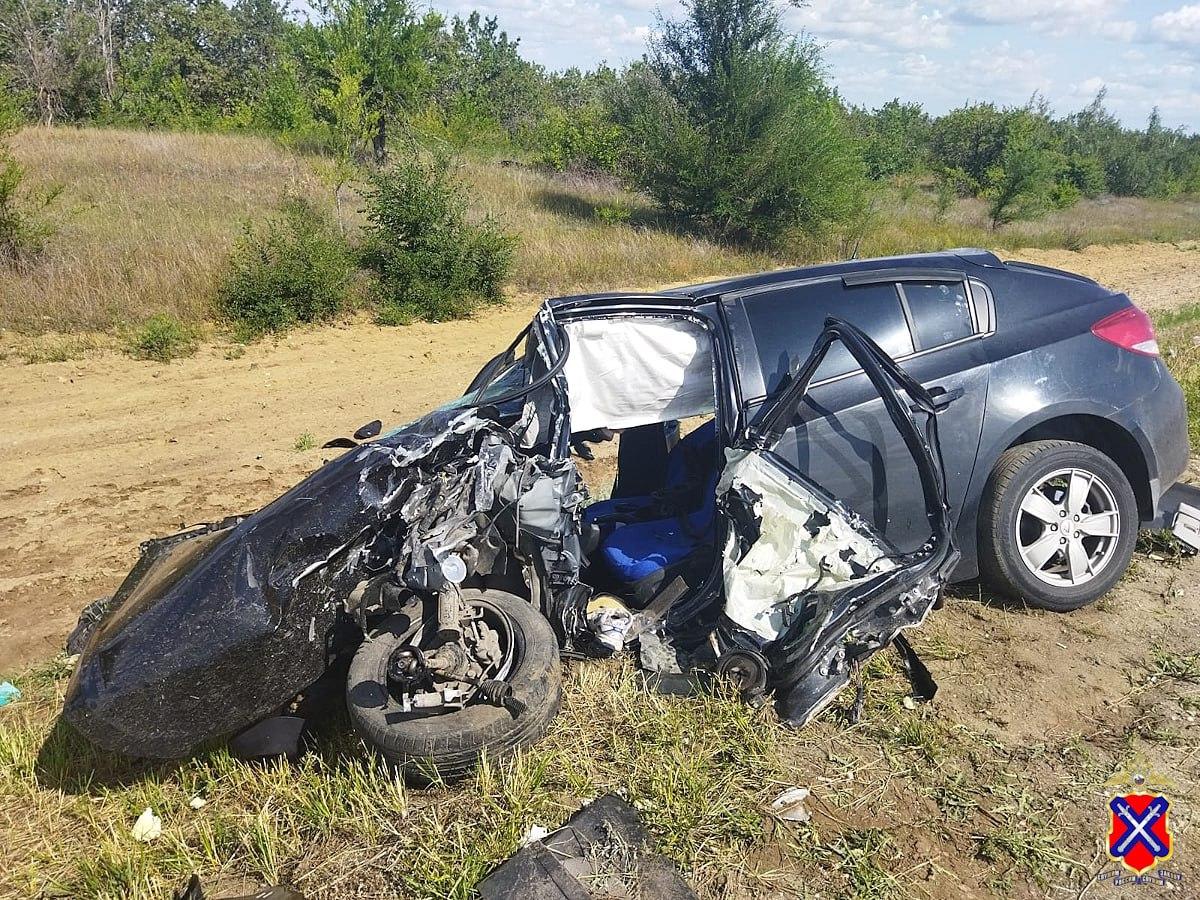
[
  {"xmin": 955, "ymin": 403, "xmax": 1156, "ymax": 584},
  {"xmin": 1003, "ymin": 414, "xmax": 1152, "ymax": 520}
]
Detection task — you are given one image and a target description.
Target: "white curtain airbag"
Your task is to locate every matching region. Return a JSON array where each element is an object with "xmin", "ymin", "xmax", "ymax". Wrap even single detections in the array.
[{"xmin": 562, "ymin": 317, "xmax": 715, "ymax": 431}]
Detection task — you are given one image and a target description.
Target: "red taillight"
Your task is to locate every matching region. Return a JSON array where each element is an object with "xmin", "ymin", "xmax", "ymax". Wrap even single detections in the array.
[{"xmin": 1091, "ymin": 306, "xmax": 1159, "ymax": 357}]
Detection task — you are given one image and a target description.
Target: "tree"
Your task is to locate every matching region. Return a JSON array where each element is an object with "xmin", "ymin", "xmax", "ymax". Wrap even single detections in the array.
[
  {"xmin": 0, "ymin": 0, "xmax": 102, "ymax": 123},
  {"xmin": 313, "ymin": 0, "xmax": 438, "ymax": 163},
  {"xmin": 431, "ymin": 12, "xmax": 544, "ymax": 135},
  {"xmin": 984, "ymin": 111, "xmax": 1064, "ymax": 228},
  {"xmin": 855, "ymin": 99, "xmax": 930, "ymax": 179},
  {"xmin": 928, "ymin": 103, "xmax": 1010, "ymax": 192},
  {"xmin": 615, "ymin": 0, "xmax": 865, "ymax": 243},
  {"xmin": 109, "ymin": 0, "xmax": 288, "ymax": 126}
]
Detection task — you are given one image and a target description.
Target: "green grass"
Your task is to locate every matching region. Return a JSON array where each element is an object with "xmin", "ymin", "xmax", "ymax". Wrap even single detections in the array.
[
  {"xmin": 2, "ymin": 620, "xmax": 1178, "ymax": 900},
  {"xmin": 0, "ymin": 658, "xmax": 788, "ymax": 899},
  {"xmin": 125, "ymin": 314, "xmax": 198, "ymax": 362},
  {"xmin": 292, "ymin": 432, "xmax": 317, "ymax": 452},
  {"xmin": 1153, "ymin": 302, "xmax": 1200, "ymax": 446}
]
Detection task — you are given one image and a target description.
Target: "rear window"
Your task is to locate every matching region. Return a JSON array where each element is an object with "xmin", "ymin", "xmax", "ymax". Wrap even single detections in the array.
[
  {"xmin": 901, "ymin": 281, "xmax": 974, "ymax": 349},
  {"xmin": 741, "ymin": 281, "xmax": 915, "ymax": 395}
]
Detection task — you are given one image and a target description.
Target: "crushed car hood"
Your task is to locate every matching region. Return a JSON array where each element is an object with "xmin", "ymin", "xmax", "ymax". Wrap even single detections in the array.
[{"xmin": 63, "ymin": 404, "xmax": 585, "ymax": 758}]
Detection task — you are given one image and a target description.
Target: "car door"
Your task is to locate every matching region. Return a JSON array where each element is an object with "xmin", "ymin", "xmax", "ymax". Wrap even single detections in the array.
[
  {"xmin": 723, "ymin": 269, "xmax": 992, "ymax": 554},
  {"xmin": 715, "ymin": 318, "xmax": 957, "ymax": 725}
]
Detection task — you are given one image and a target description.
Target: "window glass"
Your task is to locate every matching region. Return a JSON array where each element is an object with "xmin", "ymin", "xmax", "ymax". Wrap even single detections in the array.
[
  {"xmin": 742, "ymin": 281, "xmax": 915, "ymax": 395},
  {"xmin": 902, "ymin": 281, "xmax": 974, "ymax": 349}
]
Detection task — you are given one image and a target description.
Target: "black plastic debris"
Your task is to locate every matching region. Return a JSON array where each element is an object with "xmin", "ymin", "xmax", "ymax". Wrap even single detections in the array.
[
  {"xmin": 173, "ymin": 874, "xmax": 305, "ymax": 900},
  {"xmin": 227, "ymin": 716, "xmax": 306, "ymax": 762},
  {"xmin": 322, "ymin": 419, "xmax": 384, "ymax": 449},
  {"xmin": 354, "ymin": 419, "xmax": 383, "ymax": 440},
  {"xmin": 64, "ymin": 595, "xmax": 115, "ymax": 655},
  {"xmin": 477, "ymin": 794, "xmax": 697, "ymax": 900}
]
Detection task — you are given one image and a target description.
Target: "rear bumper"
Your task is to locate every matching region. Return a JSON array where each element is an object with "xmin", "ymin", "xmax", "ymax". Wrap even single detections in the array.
[
  {"xmin": 1150, "ymin": 480, "xmax": 1200, "ymax": 541},
  {"xmin": 1130, "ymin": 365, "xmax": 1189, "ymax": 517}
]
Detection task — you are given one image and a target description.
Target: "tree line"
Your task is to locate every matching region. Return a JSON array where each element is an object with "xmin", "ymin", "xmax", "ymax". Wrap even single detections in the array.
[{"xmin": 2, "ymin": 0, "xmax": 1198, "ymax": 245}]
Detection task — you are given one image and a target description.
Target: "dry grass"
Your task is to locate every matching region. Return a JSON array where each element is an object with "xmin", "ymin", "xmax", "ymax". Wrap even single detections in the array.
[
  {"xmin": 4, "ymin": 126, "xmax": 1199, "ymax": 338},
  {"xmin": 461, "ymin": 162, "xmax": 776, "ymax": 295},
  {"xmin": 857, "ymin": 182, "xmax": 1200, "ymax": 259},
  {"xmin": 0, "ymin": 127, "xmax": 326, "ymax": 333}
]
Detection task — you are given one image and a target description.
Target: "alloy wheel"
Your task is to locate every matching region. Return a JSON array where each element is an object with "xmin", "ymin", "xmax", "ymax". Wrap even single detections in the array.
[{"xmin": 1015, "ymin": 467, "xmax": 1122, "ymax": 587}]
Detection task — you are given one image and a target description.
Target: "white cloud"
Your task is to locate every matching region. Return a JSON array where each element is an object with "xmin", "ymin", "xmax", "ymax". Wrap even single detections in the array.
[
  {"xmin": 787, "ymin": 0, "xmax": 952, "ymax": 51},
  {"xmin": 1152, "ymin": 4, "xmax": 1200, "ymax": 46},
  {"xmin": 951, "ymin": 0, "xmax": 1137, "ymax": 39},
  {"xmin": 432, "ymin": 0, "xmax": 680, "ymax": 68}
]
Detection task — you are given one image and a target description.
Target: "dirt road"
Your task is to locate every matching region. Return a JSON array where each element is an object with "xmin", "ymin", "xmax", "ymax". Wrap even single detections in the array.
[{"xmin": 1, "ymin": 242, "xmax": 1198, "ymax": 669}]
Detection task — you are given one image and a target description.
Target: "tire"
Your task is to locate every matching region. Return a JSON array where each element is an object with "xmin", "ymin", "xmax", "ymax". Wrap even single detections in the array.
[
  {"xmin": 979, "ymin": 440, "xmax": 1138, "ymax": 611},
  {"xmin": 979, "ymin": 441, "xmax": 1137, "ymax": 614},
  {"xmin": 346, "ymin": 589, "xmax": 561, "ymax": 781}
]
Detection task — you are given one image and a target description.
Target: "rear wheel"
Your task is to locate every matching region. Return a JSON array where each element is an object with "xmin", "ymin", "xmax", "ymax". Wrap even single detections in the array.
[
  {"xmin": 979, "ymin": 440, "xmax": 1137, "ymax": 611},
  {"xmin": 346, "ymin": 589, "xmax": 561, "ymax": 781}
]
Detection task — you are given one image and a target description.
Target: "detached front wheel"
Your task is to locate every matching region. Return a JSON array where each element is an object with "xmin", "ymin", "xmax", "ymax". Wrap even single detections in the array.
[{"xmin": 346, "ymin": 589, "xmax": 561, "ymax": 781}]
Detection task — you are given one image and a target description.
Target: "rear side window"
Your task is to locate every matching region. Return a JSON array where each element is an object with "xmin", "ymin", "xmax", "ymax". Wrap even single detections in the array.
[
  {"xmin": 741, "ymin": 281, "xmax": 915, "ymax": 395},
  {"xmin": 901, "ymin": 281, "xmax": 974, "ymax": 350}
]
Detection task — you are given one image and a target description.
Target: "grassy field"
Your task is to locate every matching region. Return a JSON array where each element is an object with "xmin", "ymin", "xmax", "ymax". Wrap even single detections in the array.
[
  {"xmin": 2, "ymin": 126, "xmax": 1198, "ymax": 337},
  {"xmin": 4, "ymin": 610, "xmax": 1197, "ymax": 898}
]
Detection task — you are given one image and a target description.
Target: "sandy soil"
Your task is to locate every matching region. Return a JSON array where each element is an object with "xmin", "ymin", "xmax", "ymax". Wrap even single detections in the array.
[{"xmin": 0, "ymin": 240, "xmax": 1197, "ymax": 671}]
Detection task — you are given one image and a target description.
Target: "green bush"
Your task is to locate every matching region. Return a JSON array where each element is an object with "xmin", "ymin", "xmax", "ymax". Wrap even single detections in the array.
[
  {"xmin": 360, "ymin": 153, "xmax": 515, "ymax": 321},
  {"xmin": 1062, "ymin": 152, "xmax": 1107, "ymax": 198},
  {"xmin": 217, "ymin": 198, "xmax": 356, "ymax": 337},
  {"xmin": 534, "ymin": 105, "xmax": 623, "ymax": 174},
  {"xmin": 614, "ymin": 0, "xmax": 866, "ymax": 244},
  {"xmin": 855, "ymin": 99, "xmax": 930, "ymax": 180},
  {"xmin": 126, "ymin": 314, "xmax": 197, "ymax": 361},
  {"xmin": 375, "ymin": 301, "xmax": 418, "ymax": 326},
  {"xmin": 594, "ymin": 202, "xmax": 632, "ymax": 226},
  {"xmin": 1, "ymin": 150, "xmax": 36, "ymax": 265},
  {"xmin": 0, "ymin": 97, "xmax": 56, "ymax": 267},
  {"xmin": 928, "ymin": 104, "xmax": 1011, "ymax": 188},
  {"xmin": 984, "ymin": 112, "xmax": 1065, "ymax": 228},
  {"xmin": 1050, "ymin": 179, "xmax": 1082, "ymax": 210}
]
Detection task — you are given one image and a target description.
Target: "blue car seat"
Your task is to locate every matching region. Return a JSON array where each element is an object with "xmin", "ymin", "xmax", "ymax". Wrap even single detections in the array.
[{"xmin": 584, "ymin": 420, "xmax": 721, "ymax": 600}]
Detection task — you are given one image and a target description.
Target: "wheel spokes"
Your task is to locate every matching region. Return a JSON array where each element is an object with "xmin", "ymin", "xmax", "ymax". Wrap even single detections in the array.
[
  {"xmin": 1017, "ymin": 465, "xmax": 1121, "ymax": 587},
  {"xmin": 1078, "ymin": 511, "xmax": 1119, "ymax": 538},
  {"xmin": 1021, "ymin": 531, "xmax": 1062, "ymax": 571},
  {"xmin": 1020, "ymin": 491, "xmax": 1062, "ymax": 525},
  {"xmin": 1066, "ymin": 470, "xmax": 1093, "ymax": 518},
  {"xmin": 1066, "ymin": 538, "xmax": 1091, "ymax": 583}
]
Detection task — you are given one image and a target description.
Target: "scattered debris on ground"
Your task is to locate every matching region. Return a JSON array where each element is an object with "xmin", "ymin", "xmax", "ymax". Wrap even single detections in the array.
[{"xmin": 478, "ymin": 794, "xmax": 697, "ymax": 900}]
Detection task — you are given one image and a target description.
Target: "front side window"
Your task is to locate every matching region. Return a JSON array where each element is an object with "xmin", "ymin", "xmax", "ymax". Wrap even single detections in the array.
[{"xmin": 901, "ymin": 281, "xmax": 974, "ymax": 350}]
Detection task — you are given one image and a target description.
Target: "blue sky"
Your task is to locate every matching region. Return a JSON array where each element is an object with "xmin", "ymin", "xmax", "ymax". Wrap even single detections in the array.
[{"xmin": 430, "ymin": 0, "xmax": 1200, "ymax": 131}]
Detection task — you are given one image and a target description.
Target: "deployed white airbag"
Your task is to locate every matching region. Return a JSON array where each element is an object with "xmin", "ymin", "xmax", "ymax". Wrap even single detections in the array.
[
  {"xmin": 562, "ymin": 316, "xmax": 715, "ymax": 431},
  {"xmin": 719, "ymin": 449, "xmax": 895, "ymax": 641}
]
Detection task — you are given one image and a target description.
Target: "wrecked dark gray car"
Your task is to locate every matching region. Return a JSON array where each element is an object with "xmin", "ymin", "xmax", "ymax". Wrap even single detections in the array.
[{"xmin": 64, "ymin": 298, "xmax": 956, "ymax": 776}]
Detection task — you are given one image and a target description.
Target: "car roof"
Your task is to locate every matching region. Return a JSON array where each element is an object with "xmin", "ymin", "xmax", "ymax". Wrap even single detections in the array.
[{"xmin": 546, "ymin": 249, "xmax": 1005, "ymax": 310}]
